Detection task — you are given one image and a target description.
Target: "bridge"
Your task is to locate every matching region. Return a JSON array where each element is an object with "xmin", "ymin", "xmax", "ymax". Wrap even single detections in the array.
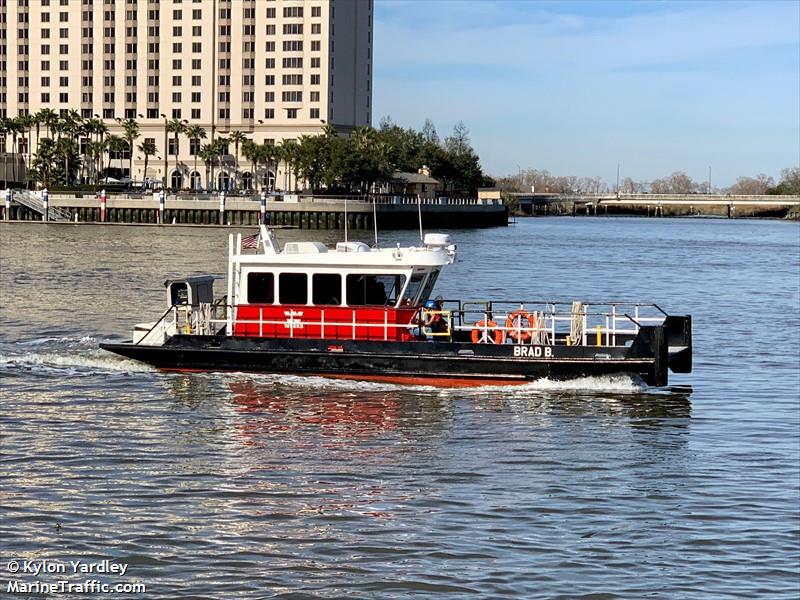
[{"xmin": 516, "ymin": 193, "xmax": 800, "ymax": 219}]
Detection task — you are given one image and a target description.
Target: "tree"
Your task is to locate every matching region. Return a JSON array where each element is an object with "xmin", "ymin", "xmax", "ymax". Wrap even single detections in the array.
[
  {"xmin": 119, "ymin": 118, "xmax": 140, "ymax": 182},
  {"xmin": 165, "ymin": 119, "xmax": 187, "ymax": 189},
  {"xmin": 31, "ymin": 138, "xmax": 58, "ymax": 187},
  {"xmin": 650, "ymin": 171, "xmax": 697, "ymax": 194},
  {"xmin": 106, "ymin": 135, "xmax": 127, "ymax": 183},
  {"xmin": 198, "ymin": 143, "xmax": 217, "ymax": 191},
  {"xmin": 444, "ymin": 121, "xmax": 471, "ymax": 156},
  {"xmin": 185, "ymin": 125, "xmax": 207, "ymax": 189},
  {"xmin": 767, "ymin": 167, "xmax": 800, "ymax": 195},
  {"xmin": 227, "ymin": 130, "xmax": 248, "ymax": 186},
  {"xmin": 727, "ymin": 174, "xmax": 774, "ymax": 195},
  {"xmin": 137, "ymin": 139, "xmax": 157, "ymax": 187},
  {"xmin": 421, "ymin": 118, "xmax": 439, "ymax": 144}
]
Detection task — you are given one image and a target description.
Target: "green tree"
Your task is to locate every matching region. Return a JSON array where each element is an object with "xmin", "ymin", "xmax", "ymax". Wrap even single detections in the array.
[
  {"xmin": 106, "ymin": 135, "xmax": 127, "ymax": 184},
  {"xmin": 185, "ymin": 124, "xmax": 207, "ymax": 189},
  {"xmin": 137, "ymin": 138, "xmax": 157, "ymax": 187},
  {"xmin": 166, "ymin": 119, "xmax": 187, "ymax": 189},
  {"xmin": 119, "ymin": 118, "xmax": 140, "ymax": 182},
  {"xmin": 227, "ymin": 130, "xmax": 248, "ymax": 185}
]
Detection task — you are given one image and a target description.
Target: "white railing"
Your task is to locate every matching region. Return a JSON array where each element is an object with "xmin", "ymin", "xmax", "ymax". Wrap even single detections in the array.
[{"xmin": 156, "ymin": 299, "xmax": 666, "ymax": 348}]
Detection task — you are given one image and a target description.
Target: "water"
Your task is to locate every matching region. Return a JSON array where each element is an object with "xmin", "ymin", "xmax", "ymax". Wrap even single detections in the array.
[{"xmin": 1, "ymin": 218, "xmax": 798, "ymax": 598}]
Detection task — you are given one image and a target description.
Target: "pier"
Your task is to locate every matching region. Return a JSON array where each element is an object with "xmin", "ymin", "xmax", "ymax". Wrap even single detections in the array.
[{"xmin": 1, "ymin": 190, "xmax": 508, "ymax": 229}]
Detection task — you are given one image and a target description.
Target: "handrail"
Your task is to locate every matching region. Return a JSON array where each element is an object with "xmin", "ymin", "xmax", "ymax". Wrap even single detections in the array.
[{"xmin": 135, "ymin": 305, "xmax": 178, "ymax": 345}]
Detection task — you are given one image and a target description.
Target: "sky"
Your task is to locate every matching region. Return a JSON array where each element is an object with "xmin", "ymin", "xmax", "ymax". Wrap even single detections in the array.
[{"xmin": 372, "ymin": 0, "xmax": 800, "ymax": 187}]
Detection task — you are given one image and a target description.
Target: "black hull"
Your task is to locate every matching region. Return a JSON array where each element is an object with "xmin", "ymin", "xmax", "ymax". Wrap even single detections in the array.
[{"xmin": 101, "ymin": 323, "xmax": 683, "ymax": 387}]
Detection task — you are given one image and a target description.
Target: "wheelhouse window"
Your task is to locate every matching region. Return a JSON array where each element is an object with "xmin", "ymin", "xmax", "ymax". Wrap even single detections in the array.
[
  {"xmin": 418, "ymin": 271, "xmax": 440, "ymax": 304},
  {"xmin": 346, "ymin": 274, "xmax": 406, "ymax": 306},
  {"xmin": 402, "ymin": 273, "xmax": 426, "ymax": 304},
  {"xmin": 312, "ymin": 273, "xmax": 341, "ymax": 305},
  {"xmin": 247, "ymin": 272, "xmax": 274, "ymax": 304},
  {"xmin": 279, "ymin": 273, "xmax": 308, "ymax": 305}
]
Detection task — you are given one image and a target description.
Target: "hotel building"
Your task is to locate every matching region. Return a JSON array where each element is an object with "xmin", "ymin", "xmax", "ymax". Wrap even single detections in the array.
[{"xmin": 0, "ymin": 0, "xmax": 373, "ymax": 189}]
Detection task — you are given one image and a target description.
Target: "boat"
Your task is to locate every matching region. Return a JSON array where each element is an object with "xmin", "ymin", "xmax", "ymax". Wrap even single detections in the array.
[{"xmin": 100, "ymin": 225, "xmax": 692, "ymax": 387}]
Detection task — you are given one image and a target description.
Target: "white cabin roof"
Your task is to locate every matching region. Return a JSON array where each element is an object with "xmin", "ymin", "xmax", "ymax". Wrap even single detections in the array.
[{"xmin": 230, "ymin": 228, "xmax": 456, "ymax": 270}]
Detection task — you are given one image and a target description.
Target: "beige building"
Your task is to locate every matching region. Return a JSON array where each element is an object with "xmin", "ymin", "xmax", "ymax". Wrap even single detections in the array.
[{"xmin": 1, "ymin": 0, "xmax": 373, "ymax": 190}]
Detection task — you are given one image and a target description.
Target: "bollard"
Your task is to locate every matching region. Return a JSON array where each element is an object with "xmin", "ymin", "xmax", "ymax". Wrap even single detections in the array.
[
  {"xmin": 100, "ymin": 188, "xmax": 107, "ymax": 222},
  {"xmin": 259, "ymin": 191, "xmax": 266, "ymax": 224},
  {"xmin": 219, "ymin": 191, "xmax": 226, "ymax": 225},
  {"xmin": 42, "ymin": 188, "xmax": 49, "ymax": 221},
  {"xmin": 159, "ymin": 189, "xmax": 166, "ymax": 224},
  {"xmin": 4, "ymin": 188, "xmax": 10, "ymax": 221}
]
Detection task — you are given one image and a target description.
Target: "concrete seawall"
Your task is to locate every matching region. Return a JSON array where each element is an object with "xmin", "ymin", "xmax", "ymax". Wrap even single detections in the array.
[{"xmin": 3, "ymin": 193, "xmax": 509, "ymax": 229}]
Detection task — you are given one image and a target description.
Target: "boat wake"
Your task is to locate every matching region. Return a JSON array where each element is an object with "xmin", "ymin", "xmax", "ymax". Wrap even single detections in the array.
[{"xmin": 0, "ymin": 336, "xmax": 153, "ymax": 376}]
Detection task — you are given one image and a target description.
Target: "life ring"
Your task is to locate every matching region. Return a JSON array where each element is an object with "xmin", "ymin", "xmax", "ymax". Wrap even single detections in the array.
[
  {"xmin": 471, "ymin": 320, "xmax": 504, "ymax": 344},
  {"xmin": 506, "ymin": 311, "xmax": 536, "ymax": 342}
]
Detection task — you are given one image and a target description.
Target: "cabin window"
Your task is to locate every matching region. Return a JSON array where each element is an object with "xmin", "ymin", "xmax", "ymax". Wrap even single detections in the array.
[
  {"xmin": 346, "ymin": 274, "xmax": 405, "ymax": 306},
  {"xmin": 247, "ymin": 272, "xmax": 274, "ymax": 304},
  {"xmin": 312, "ymin": 273, "xmax": 342, "ymax": 305},
  {"xmin": 279, "ymin": 273, "xmax": 308, "ymax": 305},
  {"xmin": 170, "ymin": 282, "xmax": 189, "ymax": 305},
  {"xmin": 402, "ymin": 273, "xmax": 426, "ymax": 304},
  {"xmin": 418, "ymin": 271, "xmax": 440, "ymax": 304}
]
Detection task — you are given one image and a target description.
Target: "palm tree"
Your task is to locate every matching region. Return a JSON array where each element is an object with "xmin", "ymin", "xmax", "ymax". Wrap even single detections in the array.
[
  {"xmin": 227, "ymin": 130, "xmax": 248, "ymax": 186},
  {"xmin": 213, "ymin": 136, "xmax": 229, "ymax": 190},
  {"xmin": 278, "ymin": 139, "xmax": 300, "ymax": 191},
  {"xmin": 165, "ymin": 119, "xmax": 187, "ymax": 189},
  {"xmin": 198, "ymin": 143, "xmax": 217, "ymax": 191},
  {"xmin": 137, "ymin": 139, "xmax": 157, "ymax": 187},
  {"xmin": 184, "ymin": 124, "xmax": 207, "ymax": 190},
  {"xmin": 119, "ymin": 118, "xmax": 140, "ymax": 182},
  {"xmin": 32, "ymin": 138, "xmax": 58, "ymax": 187},
  {"xmin": 38, "ymin": 108, "xmax": 58, "ymax": 141},
  {"xmin": 56, "ymin": 137, "xmax": 79, "ymax": 185},
  {"xmin": 241, "ymin": 139, "xmax": 258, "ymax": 190},
  {"xmin": 105, "ymin": 135, "xmax": 126, "ymax": 183},
  {"xmin": 7, "ymin": 117, "xmax": 24, "ymax": 183}
]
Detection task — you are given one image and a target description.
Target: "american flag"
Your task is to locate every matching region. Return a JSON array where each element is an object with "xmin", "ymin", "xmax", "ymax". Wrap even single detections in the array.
[{"xmin": 242, "ymin": 233, "xmax": 260, "ymax": 249}]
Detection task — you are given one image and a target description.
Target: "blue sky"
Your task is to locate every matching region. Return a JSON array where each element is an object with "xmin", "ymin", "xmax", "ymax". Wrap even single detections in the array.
[{"xmin": 373, "ymin": 0, "xmax": 800, "ymax": 186}]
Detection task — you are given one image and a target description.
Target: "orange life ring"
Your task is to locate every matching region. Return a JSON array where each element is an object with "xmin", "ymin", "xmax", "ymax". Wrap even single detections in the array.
[
  {"xmin": 471, "ymin": 320, "xmax": 504, "ymax": 344},
  {"xmin": 506, "ymin": 311, "xmax": 537, "ymax": 342}
]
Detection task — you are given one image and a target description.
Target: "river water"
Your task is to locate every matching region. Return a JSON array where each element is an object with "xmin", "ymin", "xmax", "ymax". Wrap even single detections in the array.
[{"xmin": 1, "ymin": 218, "xmax": 798, "ymax": 598}]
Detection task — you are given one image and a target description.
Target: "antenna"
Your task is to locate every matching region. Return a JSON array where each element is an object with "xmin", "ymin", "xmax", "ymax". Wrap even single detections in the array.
[
  {"xmin": 344, "ymin": 196, "xmax": 348, "ymax": 243},
  {"xmin": 417, "ymin": 194, "xmax": 423, "ymax": 243},
  {"xmin": 372, "ymin": 197, "xmax": 378, "ymax": 247}
]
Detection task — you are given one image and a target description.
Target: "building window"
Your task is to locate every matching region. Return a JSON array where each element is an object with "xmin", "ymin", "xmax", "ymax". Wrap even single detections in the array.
[
  {"xmin": 310, "ymin": 74, "xmax": 320, "ymax": 85},
  {"xmin": 311, "ymin": 57, "xmax": 321, "ymax": 68},
  {"xmin": 191, "ymin": 108, "xmax": 200, "ymax": 119},
  {"xmin": 192, "ymin": 25, "xmax": 201, "ymax": 36},
  {"xmin": 265, "ymin": 25, "xmax": 275, "ymax": 36},
  {"xmin": 283, "ymin": 6, "xmax": 303, "ymax": 18},
  {"xmin": 312, "ymin": 6, "xmax": 322, "ymax": 17},
  {"xmin": 311, "ymin": 40, "xmax": 320, "ymax": 52},
  {"xmin": 265, "ymin": 58, "xmax": 275, "ymax": 69},
  {"xmin": 265, "ymin": 91, "xmax": 274, "ymax": 102},
  {"xmin": 264, "ymin": 108, "xmax": 274, "ymax": 119},
  {"xmin": 282, "ymin": 74, "xmax": 302, "ymax": 85},
  {"xmin": 41, "ymin": 92, "xmax": 50, "ymax": 102},
  {"xmin": 189, "ymin": 138, "xmax": 201, "ymax": 155},
  {"xmin": 283, "ymin": 23, "xmax": 303, "ymax": 35},
  {"xmin": 282, "ymin": 57, "xmax": 302, "ymax": 69},
  {"xmin": 286, "ymin": 108, "xmax": 297, "ymax": 119},
  {"xmin": 242, "ymin": 108, "xmax": 254, "ymax": 119},
  {"xmin": 310, "ymin": 108, "xmax": 320, "ymax": 119},
  {"xmin": 168, "ymin": 138, "xmax": 178, "ymax": 156},
  {"xmin": 59, "ymin": 92, "xmax": 68, "ymax": 102},
  {"xmin": 283, "ymin": 40, "xmax": 302, "ymax": 52},
  {"xmin": 172, "ymin": 108, "xmax": 181, "ymax": 119},
  {"xmin": 218, "ymin": 108, "xmax": 230, "ymax": 119},
  {"xmin": 172, "ymin": 92, "xmax": 181, "ymax": 102},
  {"xmin": 311, "ymin": 23, "xmax": 321, "ymax": 35},
  {"xmin": 192, "ymin": 42, "xmax": 201, "ymax": 53},
  {"xmin": 282, "ymin": 91, "xmax": 302, "ymax": 102},
  {"xmin": 191, "ymin": 75, "xmax": 201, "ymax": 86},
  {"xmin": 265, "ymin": 41, "xmax": 275, "ymax": 52},
  {"xmin": 192, "ymin": 9, "xmax": 201, "ymax": 20},
  {"xmin": 147, "ymin": 108, "xmax": 159, "ymax": 118},
  {"xmin": 265, "ymin": 75, "xmax": 274, "ymax": 86},
  {"xmin": 310, "ymin": 91, "xmax": 320, "ymax": 102}
]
